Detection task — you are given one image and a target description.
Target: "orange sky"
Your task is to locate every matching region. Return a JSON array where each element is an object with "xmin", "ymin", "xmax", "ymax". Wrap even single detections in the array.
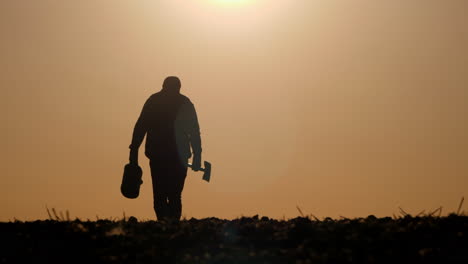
[{"xmin": 1, "ymin": 0, "xmax": 467, "ymax": 221}]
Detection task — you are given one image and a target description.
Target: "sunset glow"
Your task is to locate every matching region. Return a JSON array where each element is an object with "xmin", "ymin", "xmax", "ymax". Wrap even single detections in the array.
[{"xmin": 1, "ymin": 0, "xmax": 467, "ymax": 222}]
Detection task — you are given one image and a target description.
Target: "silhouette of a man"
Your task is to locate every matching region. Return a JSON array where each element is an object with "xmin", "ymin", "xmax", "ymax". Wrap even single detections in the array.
[{"xmin": 129, "ymin": 76, "xmax": 202, "ymax": 222}]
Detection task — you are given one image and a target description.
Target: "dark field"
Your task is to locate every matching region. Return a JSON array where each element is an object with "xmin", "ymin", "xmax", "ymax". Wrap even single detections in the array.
[{"xmin": 1, "ymin": 215, "xmax": 468, "ymax": 264}]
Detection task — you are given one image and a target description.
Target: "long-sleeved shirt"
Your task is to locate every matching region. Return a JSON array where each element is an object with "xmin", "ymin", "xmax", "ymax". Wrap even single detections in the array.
[{"xmin": 130, "ymin": 89, "xmax": 202, "ymax": 161}]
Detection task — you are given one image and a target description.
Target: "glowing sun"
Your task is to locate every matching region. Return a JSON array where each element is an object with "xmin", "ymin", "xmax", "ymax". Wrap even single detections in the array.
[{"xmin": 210, "ymin": 0, "xmax": 253, "ymax": 7}]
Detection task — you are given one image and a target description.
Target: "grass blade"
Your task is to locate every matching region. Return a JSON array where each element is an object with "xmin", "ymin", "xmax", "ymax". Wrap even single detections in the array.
[
  {"xmin": 52, "ymin": 208, "xmax": 60, "ymax": 221},
  {"xmin": 416, "ymin": 210, "xmax": 425, "ymax": 217},
  {"xmin": 457, "ymin": 197, "xmax": 464, "ymax": 215},
  {"xmin": 429, "ymin": 207, "xmax": 442, "ymax": 217},
  {"xmin": 398, "ymin": 207, "xmax": 409, "ymax": 217},
  {"xmin": 310, "ymin": 213, "xmax": 320, "ymax": 221},
  {"xmin": 46, "ymin": 206, "xmax": 53, "ymax": 220},
  {"xmin": 296, "ymin": 205, "xmax": 305, "ymax": 217}
]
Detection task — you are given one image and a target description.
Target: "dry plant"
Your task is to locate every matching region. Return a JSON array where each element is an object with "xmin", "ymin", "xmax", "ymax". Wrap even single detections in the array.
[
  {"xmin": 395, "ymin": 196, "xmax": 465, "ymax": 218},
  {"xmin": 295, "ymin": 205, "xmax": 321, "ymax": 221},
  {"xmin": 45, "ymin": 206, "xmax": 71, "ymax": 221}
]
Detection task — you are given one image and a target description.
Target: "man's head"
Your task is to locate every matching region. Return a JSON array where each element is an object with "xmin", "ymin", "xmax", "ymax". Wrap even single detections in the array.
[{"xmin": 162, "ymin": 76, "xmax": 181, "ymax": 93}]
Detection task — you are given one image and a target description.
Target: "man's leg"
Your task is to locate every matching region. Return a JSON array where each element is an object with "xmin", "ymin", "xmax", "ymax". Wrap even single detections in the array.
[
  {"xmin": 149, "ymin": 159, "xmax": 170, "ymax": 221},
  {"xmin": 166, "ymin": 158, "xmax": 188, "ymax": 221}
]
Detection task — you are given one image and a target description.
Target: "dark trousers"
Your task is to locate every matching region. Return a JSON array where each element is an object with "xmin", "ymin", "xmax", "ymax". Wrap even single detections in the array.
[{"xmin": 149, "ymin": 157, "xmax": 187, "ymax": 221}]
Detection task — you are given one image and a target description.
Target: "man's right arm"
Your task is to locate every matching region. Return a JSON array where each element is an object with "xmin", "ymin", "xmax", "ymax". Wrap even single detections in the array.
[{"xmin": 129, "ymin": 98, "xmax": 152, "ymax": 164}]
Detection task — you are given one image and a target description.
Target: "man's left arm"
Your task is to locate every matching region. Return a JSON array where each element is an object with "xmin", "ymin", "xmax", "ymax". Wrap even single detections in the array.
[{"xmin": 186, "ymin": 102, "xmax": 202, "ymax": 170}]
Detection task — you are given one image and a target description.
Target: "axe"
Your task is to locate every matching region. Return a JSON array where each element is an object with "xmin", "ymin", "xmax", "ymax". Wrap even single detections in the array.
[{"xmin": 188, "ymin": 161, "xmax": 212, "ymax": 182}]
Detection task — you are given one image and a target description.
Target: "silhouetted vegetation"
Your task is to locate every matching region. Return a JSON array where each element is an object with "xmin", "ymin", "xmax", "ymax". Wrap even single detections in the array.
[{"xmin": 1, "ymin": 214, "xmax": 468, "ymax": 263}]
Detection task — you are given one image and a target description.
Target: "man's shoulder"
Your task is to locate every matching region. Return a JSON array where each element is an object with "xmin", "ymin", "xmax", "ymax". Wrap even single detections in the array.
[
  {"xmin": 178, "ymin": 94, "xmax": 193, "ymax": 104},
  {"xmin": 145, "ymin": 92, "xmax": 164, "ymax": 103},
  {"xmin": 148, "ymin": 92, "xmax": 161, "ymax": 99}
]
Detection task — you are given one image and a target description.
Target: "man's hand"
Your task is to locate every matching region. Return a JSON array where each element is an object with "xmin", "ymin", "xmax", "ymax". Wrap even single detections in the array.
[
  {"xmin": 129, "ymin": 148, "xmax": 139, "ymax": 165},
  {"xmin": 191, "ymin": 154, "xmax": 202, "ymax": 171}
]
